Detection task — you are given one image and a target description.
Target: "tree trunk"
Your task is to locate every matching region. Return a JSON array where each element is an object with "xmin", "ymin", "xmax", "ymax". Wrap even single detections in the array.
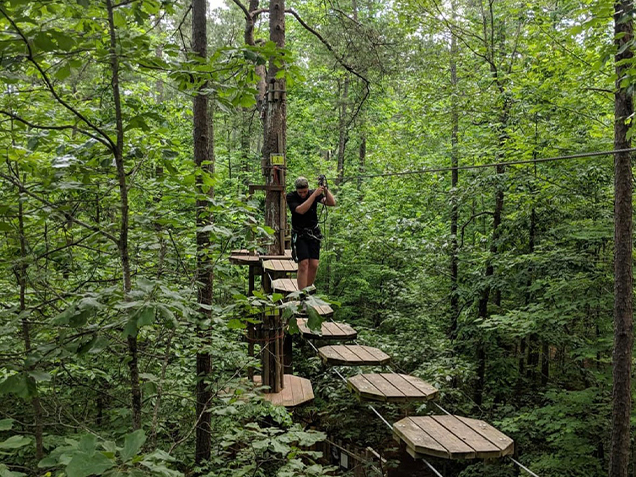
[
  {"xmin": 192, "ymin": 0, "xmax": 213, "ymax": 464},
  {"xmin": 16, "ymin": 196, "xmax": 43, "ymax": 460},
  {"xmin": 263, "ymin": 0, "xmax": 287, "ymax": 257},
  {"xmin": 609, "ymin": 2, "xmax": 634, "ymax": 475},
  {"xmin": 358, "ymin": 134, "xmax": 366, "ymax": 190},
  {"xmin": 336, "ymin": 75, "xmax": 349, "ymax": 186},
  {"xmin": 106, "ymin": 0, "xmax": 140, "ymax": 431},
  {"xmin": 449, "ymin": 18, "xmax": 459, "ymax": 340},
  {"xmin": 260, "ymin": 0, "xmax": 286, "ymax": 392}
]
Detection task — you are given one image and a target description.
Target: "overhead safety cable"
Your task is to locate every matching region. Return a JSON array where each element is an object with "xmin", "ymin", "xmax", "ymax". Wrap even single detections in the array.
[{"xmin": 333, "ymin": 147, "xmax": 636, "ymax": 183}]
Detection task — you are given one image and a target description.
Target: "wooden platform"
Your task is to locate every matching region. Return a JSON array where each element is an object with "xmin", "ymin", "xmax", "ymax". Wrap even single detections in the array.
[
  {"xmin": 297, "ymin": 318, "xmax": 357, "ymax": 340},
  {"xmin": 259, "ymin": 249, "xmax": 293, "ymax": 260},
  {"xmin": 393, "ymin": 416, "xmax": 514, "ymax": 460},
  {"xmin": 290, "ymin": 301, "xmax": 334, "ymax": 317},
  {"xmin": 229, "ymin": 249, "xmax": 293, "ymax": 266},
  {"xmin": 263, "ymin": 259, "xmax": 298, "ymax": 273},
  {"xmin": 253, "ymin": 374, "xmax": 314, "ymax": 407},
  {"xmin": 348, "ymin": 374, "xmax": 437, "ymax": 403},
  {"xmin": 272, "ymin": 278, "xmax": 299, "ymax": 294},
  {"xmin": 318, "ymin": 345, "xmax": 391, "ymax": 366},
  {"xmin": 229, "ymin": 253, "xmax": 260, "ymax": 266}
]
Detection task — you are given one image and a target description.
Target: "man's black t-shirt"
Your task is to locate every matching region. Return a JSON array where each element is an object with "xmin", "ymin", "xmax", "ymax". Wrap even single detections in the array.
[{"xmin": 287, "ymin": 190, "xmax": 324, "ymax": 230}]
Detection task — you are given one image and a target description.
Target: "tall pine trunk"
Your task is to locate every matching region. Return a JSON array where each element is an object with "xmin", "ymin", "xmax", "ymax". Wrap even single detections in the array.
[
  {"xmin": 263, "ymin": 0, "xmax": 287, "ymax": 257},
  {"xmin": 609, "ymin": 1, "xmax": 634, "ymax": 475},
  {"xmin": 449, "ymin": 18, "xmax": 459, "ymax": 340},
  {"xmin": 192, "ymin": 0, "xmax": 213, "ymax": 464}
]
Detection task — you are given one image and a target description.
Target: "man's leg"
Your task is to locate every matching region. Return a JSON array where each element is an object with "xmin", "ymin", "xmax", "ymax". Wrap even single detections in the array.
[
  {"xmin": 297, "ymin": 259, "xmax": 309, "ymax": 290},
  {"xmin": 307, "ymin": 259, "xmax": 319, "ymax": 287}
]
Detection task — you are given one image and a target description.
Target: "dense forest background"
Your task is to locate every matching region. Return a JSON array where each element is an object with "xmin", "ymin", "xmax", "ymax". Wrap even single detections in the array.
[{"xmin": 0, "ymin": 0, "xmax": 634, "ymax": 476}]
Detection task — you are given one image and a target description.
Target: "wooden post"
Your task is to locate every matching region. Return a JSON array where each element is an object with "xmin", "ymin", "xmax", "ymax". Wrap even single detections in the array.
[{"xmin": 247, "ymin": 264, "xmax": 256, "ymax": 381}]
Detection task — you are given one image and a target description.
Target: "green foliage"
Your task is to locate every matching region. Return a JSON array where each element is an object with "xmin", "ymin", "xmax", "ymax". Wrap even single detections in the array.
[
  {"xmin": 0, "ymin": 0, "xmax": 632, "ymax": 475},
  {"xmin": 39, "ymin": 431, "xmax": 181, "ymax": 477}
]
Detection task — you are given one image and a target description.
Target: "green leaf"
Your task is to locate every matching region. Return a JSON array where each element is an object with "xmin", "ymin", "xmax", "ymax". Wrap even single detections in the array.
[
  {"xmin": 271, "ymin": 293, "xmax": 284, "ymax": 302},
  {"xmin": 123, "ymin": 318, "xmax": 138, "ymax": 338},
  {"xmin": 0, "ymin": 419, "xmax": 14, "ymax": 431},
  {"xmin": 136, "ymin": 307, "xmax": 155, "ymax": 328},
  {"xmin": 0, "ymin": 463, "xmax": 26, "ymax": 477},
  {"xmin": 53, "ymin": 305, "xmax": 90, "ymax": 328},
  {"xmin": 287, "ymin": 316, "xmax": 299, "ymax": 335},
  {"xmin": 113, "ymin": 11, "xmax": 126, "ymax": 28},
  {"xmin": 157, "ymin": 305, "xmax": 178, "ymax": 328},
  {"xmin": 0, "ymin": 435, "xmax": 31, "ymax": 449},
  {"xmin": 27, "ymin": 371, "xmax": 51, "ymax": 382},
  {"xmin": 238, "ymin": 94, "xmax": 256, "ymax": 108},
  {"xmin": 54, "ymin": 64, "xmax": 71, "ymax": 81},
  {"xmin": 120, "ymin": 430, "xmax": 146, "ymax": 462},
  {"xmin": 126, "ymin": 115, "xmax": 150, "ymax": 132},
  {"xmin": 78, "ymin": 434, "xmax": 97, "ymax": 452},
  {"xmin": 51, "ymin": 32, "xmax": 75, "ymax": 51},
  {"xmin": 33, "ymin": 32, "xmax": 55, "ymax": 52},
  {"xmin": 227, "ymin": 319, "xmax": 246, "ymax": 330},
  {"xmin": 66, "ymin": 451, "xmax": 114, "ymax": 477},
  {"xmin": 270, "ymin": 438, "xmax": 290, "ymax": 455},
  {"xmin": 0, "ymin": 222, "xmax": 11, "ymax": 232},
  {"xmin": 306, "ymin": 306, "xmax": 323, "ymax": 332},
  {"xmin": 0, "ymin": 374, "xmax": 36, "ymax": 399}
]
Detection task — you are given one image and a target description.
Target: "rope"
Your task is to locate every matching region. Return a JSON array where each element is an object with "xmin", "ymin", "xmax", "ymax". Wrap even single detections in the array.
[
  {"xmin": 422, "ymin": 459, "xmax": 445, "ymax": 477},
  {"xmin": 334, "ymin": 147, "xmax": 636, "ymax": 183},
  {"xmin": 510, "ymin": 457, "xmax": 542, "ymax": 477},
  {"xmin": 368, "ymin": 404, "xmax": 393, "ymax": 431},
  {"xmin": 432, "ymin": 402, "xmax": 452, "ymax": 416}
]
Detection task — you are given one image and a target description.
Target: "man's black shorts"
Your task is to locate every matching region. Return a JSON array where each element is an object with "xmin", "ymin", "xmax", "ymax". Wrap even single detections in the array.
[{"xmin": 295, "ymin": 236, "xmax": 320, "ymax": 261}]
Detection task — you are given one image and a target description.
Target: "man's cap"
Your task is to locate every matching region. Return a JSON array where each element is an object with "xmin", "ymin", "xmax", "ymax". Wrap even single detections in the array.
[{"xmin": 295, "ymin": 177, "xmax": 309, "ymax": 189}]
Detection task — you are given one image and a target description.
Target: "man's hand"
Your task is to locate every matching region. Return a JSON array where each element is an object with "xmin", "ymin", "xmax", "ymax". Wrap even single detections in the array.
[{"xmin": 313, "ymin": 186, "xmax": 326, "ymax": 196}]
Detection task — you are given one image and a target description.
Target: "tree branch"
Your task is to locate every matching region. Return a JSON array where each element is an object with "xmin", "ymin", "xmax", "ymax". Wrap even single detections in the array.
[
  {"xmin": 0, "ymin": 110, "xmax": 111, "ymax": 149},
  {"xmin": 285, "ymin": 8, "xmax": 370, "ymax": 119},
  {"xmin": 0, "ymin": 6, "xmax": 116, "ymax": 153},
  {"xmin": 0, "ymin": 172, "xmax": 118, "ymax": 244},
  {"xmin": 231, "ymin": 0, "xmax": 251, "ymax": 20}
]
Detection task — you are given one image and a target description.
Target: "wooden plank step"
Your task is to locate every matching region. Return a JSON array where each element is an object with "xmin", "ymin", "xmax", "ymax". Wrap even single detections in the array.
[
  {"xmin": 272, "ymin": 278, "xmax": 299, "ymax": 294},
  {"xmin": 348, "ymin": 374, "xmax": 437, "ymax": 403},
  {"xmin": 297, "ymin": 318, "xmax": 357, "ymax": 340},
  {"xmin": 288, "ymin": 301, "xmax": 334, "ymax": 317},
  {"xmin": 318, "ymin": 345, "xmax": 391, "ymax": 366},
  {"xmin": 229, "ymin": 249, "xmax": 292, "ymax": 266},
  {"xmin": 253, "ymin": 374, "xmax": 314, "ymax": 407},
  {"xmin": 229, "ymin": 254, "xmax": 260, "ymax": 266},
  {"xmin": 263, "ymin": 259, "xmax": 298, "ymax": 273},
  {"xmin": 260, "ymin": 249, "xmax": 293, "ymax": 260},
  {"xmin": 393, "ymin": 416, "xmax": 514, "ymax": 460}
]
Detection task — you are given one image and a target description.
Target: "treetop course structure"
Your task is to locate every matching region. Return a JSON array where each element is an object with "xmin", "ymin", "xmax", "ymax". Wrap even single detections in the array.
[{"xmin": 229, "ymin": 162, "xmax": 520, "ymax": 473}]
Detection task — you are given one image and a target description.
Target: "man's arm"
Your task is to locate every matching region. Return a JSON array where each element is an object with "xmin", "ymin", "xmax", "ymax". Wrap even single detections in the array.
[
  {"xmin": 294, "ymin": 188, "xmax": 324, "ymax": 215},
  {"xmin": 322, "ymin": 187, "xmax": 336, "ymax": 206}
]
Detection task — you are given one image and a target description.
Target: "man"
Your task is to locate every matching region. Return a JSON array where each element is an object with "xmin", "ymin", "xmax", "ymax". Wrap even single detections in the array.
[{"xmin": 286, "ymin": 176, "xmax": 336, "ymax": 290}]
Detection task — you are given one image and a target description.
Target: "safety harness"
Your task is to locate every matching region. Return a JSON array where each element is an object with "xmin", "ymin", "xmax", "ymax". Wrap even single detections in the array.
[{"xmin": 291, "ymin": 225, "xmax": 323, "ymax": 263}]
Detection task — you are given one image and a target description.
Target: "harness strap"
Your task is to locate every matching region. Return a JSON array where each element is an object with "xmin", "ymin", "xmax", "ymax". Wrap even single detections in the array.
[{"xmin": 292, "ymin": 226, "xmax": 323, "ymax": 242}]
